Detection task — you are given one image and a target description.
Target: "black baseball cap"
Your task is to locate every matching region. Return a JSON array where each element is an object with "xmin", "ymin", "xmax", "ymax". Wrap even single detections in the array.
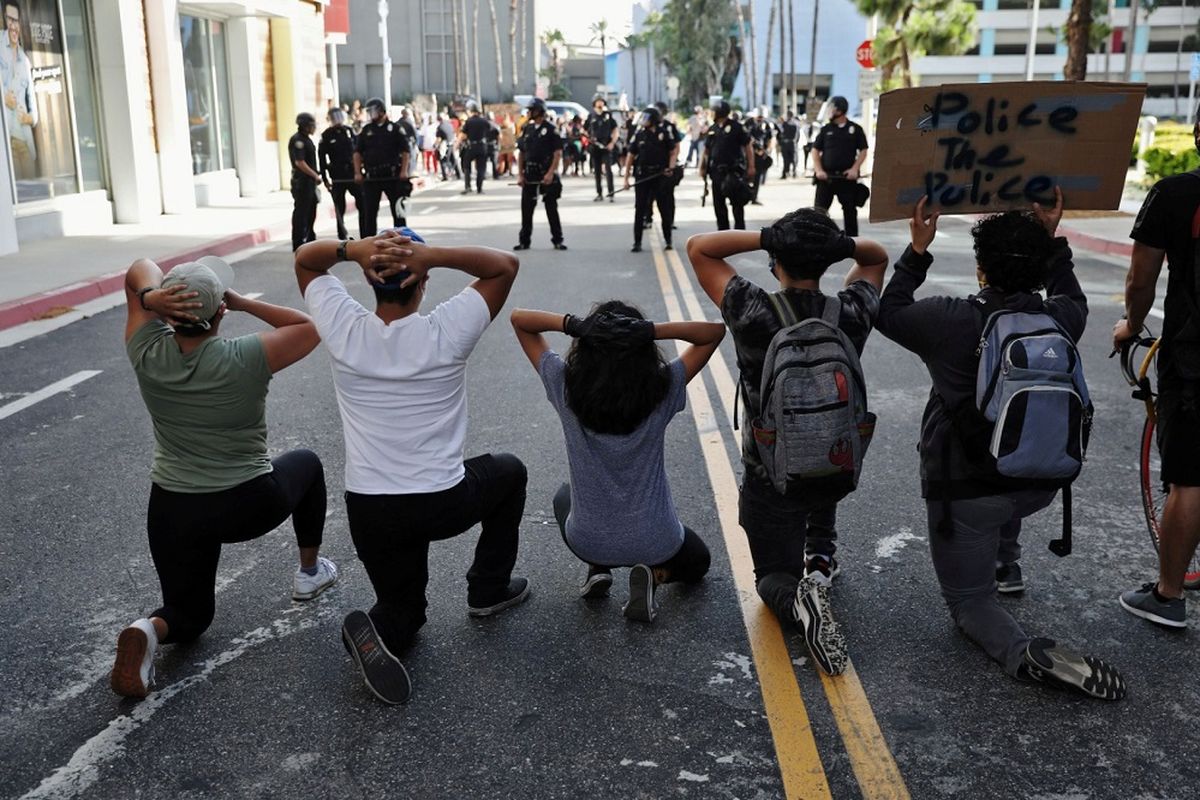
[{"xmin": 830, "ymin": 96, "xmax": 849, "ymax": 113}]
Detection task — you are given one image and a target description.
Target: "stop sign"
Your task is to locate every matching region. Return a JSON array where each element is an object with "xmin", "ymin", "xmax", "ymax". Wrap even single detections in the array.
[{"xmin": 856, "ymin": 40, "xmax": 874, "ymax": 69}]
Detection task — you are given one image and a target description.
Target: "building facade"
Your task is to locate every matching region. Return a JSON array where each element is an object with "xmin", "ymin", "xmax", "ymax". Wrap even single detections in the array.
[
  {"xmin": 0, "ymin": 0, "xmax": 333, "ymax": 257},
  {"xmin": 916, "ymin": 0, "xmax": 1200, "ymax": 119},
  {"xmin": 334, "ymin": 0, "xmax": 546, "ymax": 106}
]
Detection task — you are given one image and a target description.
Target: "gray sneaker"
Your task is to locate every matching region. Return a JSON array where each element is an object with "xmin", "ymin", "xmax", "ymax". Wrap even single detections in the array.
[
  {"xmin": 996, "ymin": 562, "xmax": 1025, "ymax": 594},
  {"xmin": 622, "ymin": 564, "xmax": 657, "ymax": 623},
  {"xmin": 1119, "ymin": 582, "xmax": 1187, "ymax": 628}
]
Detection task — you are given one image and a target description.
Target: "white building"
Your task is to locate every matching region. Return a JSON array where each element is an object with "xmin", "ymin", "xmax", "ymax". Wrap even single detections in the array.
[{"xmin": 0, "ymin": 0, "xmax": 335, "ymax": 256}]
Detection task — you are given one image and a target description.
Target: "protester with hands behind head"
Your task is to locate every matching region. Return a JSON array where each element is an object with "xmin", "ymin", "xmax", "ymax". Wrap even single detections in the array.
[
  {"xmin": 686, "ymin": 209, "xmax": 888, "ymax": 675},
  {"xmin": 294, "ymin": 229, "xmax": 526, "ymax": 706},
  {"xmin": 875, "ymin": 189, "xmax": 1126, "ymax": 700},
  {"xmin": 510, "ymin": 304, "xmax": 723, "ymax": 623},
  {"xmin": 111, "ymin": 255, "xmax": 332, "ymax": 700}
]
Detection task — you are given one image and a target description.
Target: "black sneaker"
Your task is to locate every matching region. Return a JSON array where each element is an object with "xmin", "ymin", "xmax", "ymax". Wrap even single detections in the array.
[
  {"xmin": 513, "ymin": 243, "xmax": 530, "ymax": 251},
  {"xmin": 553, "ymin": 243, "xmax": 568, "ymax": 251},
  {"xmin": 630, "ymin": 243, "xmax": 642, "ymax": 253},
  {"xmin": 1119, "ymin": 582, "xmax": 1187, "ymax": 628},
  {"xmin": 341, "ymin": 610, "xmax": 412, "ymax": 705},
  {"xmin": 593, "ymin": 194, "xmax": 604, "ymax": 202},
  {"xmin": 792, "ymin": 575, "xmax": 847, "ymax": 675},
  {"xmin": 996, "ymin": 562, "xmax": 1025, "ymax": 594},
  {"xmin": 580, "ymin": 568, "xmax": 613, "ymax": 599},
  {"xmin": 1023, "ymin": 637, "xmax": 1126, "ymax": 701},
  {"xmin": 622, "ymin": 564, "xmax": 657, "ymax": 623},
  {"xmin": 664, "ymin": 241, "xmax": 673, "ymax": 250},
  {"xmin": 468, "ymin": 578, "xmax": 531, "ymax": 617}
]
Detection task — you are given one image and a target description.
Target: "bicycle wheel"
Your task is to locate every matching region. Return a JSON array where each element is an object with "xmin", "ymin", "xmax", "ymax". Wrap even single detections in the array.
[{"xmin": 1139, "ymin": 415, "xmax": 1200, "ymax": 589}]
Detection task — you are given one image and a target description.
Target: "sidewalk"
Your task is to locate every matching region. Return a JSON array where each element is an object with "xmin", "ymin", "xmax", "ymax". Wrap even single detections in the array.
[
  {"xmin": 0, "ymin": 177, "xmax": 434, "ymax": 332},
  {"xmin": 1054, "ymin": 197, "xmax": 1143, "ymax": 260}
]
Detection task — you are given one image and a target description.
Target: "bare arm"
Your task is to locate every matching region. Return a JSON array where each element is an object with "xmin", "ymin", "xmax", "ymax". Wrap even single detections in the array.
[
  {"xmin": 123, "ymin": 259, "xmax": 203, "ymax": 342},
  {"xmin": 843, "ymin": 238, "xmax": 889, "ymax": 291},
  {"xmin": 509, "ymin": 308, "xmax": 564, "ymax": 369},
  {"xmin": 1114, "ymin": 241, "xmax": 1167, "ymax": 349},
  {"xmin": 654, "ymin": 321, "xmax": 725, "ymax": 382},
  {"xmin": 293, "ymin": 158, "xmax": 321, "ymax": 182},
  {"xmin": 225, "ymin": 290, "xmax": 319, "ymax": 374},
  {"xmin": 685, "ymin": 230, "xmax": 760, "ymax": 307},
  {"xmin": 744, "ymin": 140, "xmax": 756, "ymax": 177},
  {"xmin": 543, "ymin": 150, "xmax": 562, "ymax": 183},
  {"xmin": 352, "ymin": 152, "xmax": 364, "ymax": 183}
]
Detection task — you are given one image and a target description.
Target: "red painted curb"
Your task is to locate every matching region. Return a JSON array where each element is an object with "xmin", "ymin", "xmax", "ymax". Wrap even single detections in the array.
[
  {"xmin": 0, "ymin": 176, "xmax": 429, "ymax": 332},
  {"xmin": 1058, "ymin": 224, "xmax": 1133, "ymax": 259}
]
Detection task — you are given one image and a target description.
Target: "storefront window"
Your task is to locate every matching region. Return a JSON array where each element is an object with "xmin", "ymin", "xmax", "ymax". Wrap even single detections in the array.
[
  {"xmin": 1, "ymin": 0, "xmax": 80, "ymax": 202},
  {"xmin": 61, "ymin": 0, "xmax": 101, "ymax": 191},
  {"xmin": 181, "ymin": 15, "xmax": 235, "ymax": 175}
]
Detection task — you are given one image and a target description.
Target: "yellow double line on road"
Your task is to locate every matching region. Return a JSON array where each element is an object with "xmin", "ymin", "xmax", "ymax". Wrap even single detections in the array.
[{"xmin": 647, "ymin": 230, "xmax": 909, "ymax": 800}]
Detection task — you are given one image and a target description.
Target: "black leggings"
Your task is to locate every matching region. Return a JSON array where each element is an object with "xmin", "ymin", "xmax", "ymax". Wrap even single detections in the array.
[
  {"xmin": 147, "ymin": 449, "xmax": 326, "ymax": 643},
  {"xmin": 345, "ymin": 453, "xmax": 527, "ymax": 654},
  {"xmin": 552, "ymin": 483, "xmax": 710, "ymax": 583}
]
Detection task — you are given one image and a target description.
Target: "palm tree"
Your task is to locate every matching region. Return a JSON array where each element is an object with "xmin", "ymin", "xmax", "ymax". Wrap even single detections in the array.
[
  {"xmin": 451, "ymin": 0, "xmax": 462, "ymax": 94},
  {"xmin": 508, "ymin": 0, "xmax": 519, "ymax": 94},
  {"xmin": 624, "ymin": 33, "xmax": 642, "ymax": 105},
  {"xmin": 733, "ymin": 1, "xmax": 749, "ymax": 106},
  {"xmin": 746, "ymin": 2, "xmax": 759, "ymax": 109},
  {"xmin": 762, "ymin": 2, "xmax": 776, "ymax": 109},
  {"xmin": 472, "ymin": 0, "xmax": 482, "ymax": 99},
  {"xmin": 590, "ymin": 18, "xmax": 610, "ymax": 61},
  {"xmin": 540, "ymin": 28, "xmax": 567, "ymax": 98},
  {"xmin": 488, "ymin": 0, "xmax": 504, "ymax": 100}
]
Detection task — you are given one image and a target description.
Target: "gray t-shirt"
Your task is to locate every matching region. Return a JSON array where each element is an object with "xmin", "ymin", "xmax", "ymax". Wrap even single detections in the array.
[{"xmin": 539, "ymin": 350, "xmax": 687, "ymax": 566}]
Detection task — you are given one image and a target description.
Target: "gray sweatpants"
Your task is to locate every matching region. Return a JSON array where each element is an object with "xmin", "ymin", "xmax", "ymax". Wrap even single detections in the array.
[{"xmin": 925, "ymin": 489, "xmax": 1056, "ymax": 677}]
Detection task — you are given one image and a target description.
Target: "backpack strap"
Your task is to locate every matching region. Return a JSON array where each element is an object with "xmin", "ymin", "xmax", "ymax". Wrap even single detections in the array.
[
  {"xmin": 1049, "ymin": 485, "xmax": 1073, "ymax": 557},
  {"xmin": 766, "ymin": 292, "xmax": 799, "ymax": 327},
  {"xmin": 821, "ymin": 295, "xmax": 842, "ymax": 327}
]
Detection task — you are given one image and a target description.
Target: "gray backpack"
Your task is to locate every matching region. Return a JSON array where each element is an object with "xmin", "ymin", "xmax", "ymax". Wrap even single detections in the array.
[{"xmin": 748, "ymin": 294, "xmax": 876, "ymax": 501}]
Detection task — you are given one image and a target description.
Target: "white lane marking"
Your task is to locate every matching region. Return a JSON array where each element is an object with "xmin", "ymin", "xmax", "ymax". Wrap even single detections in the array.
[
  {"xmin": 1148, "ymin": 308, "xmax": 1164, "ymax": 319},
  {"xmin": 18, "ymin": 609, "xmax": 333, "ymax": 800},
  {"xmin": 418, "ymin": 204, "xmax": 439, "ymax": 215},
  {"xmin": 0, "ymin": 371, "xmax": 102, "ymax": 422}
]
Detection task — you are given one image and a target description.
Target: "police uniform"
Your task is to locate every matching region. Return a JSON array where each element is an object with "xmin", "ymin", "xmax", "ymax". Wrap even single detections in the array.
[
  {"xmin": 629, "ymin": 120, "xmax": 678, "ymax": 250},
  {"xmin": 749, "ymin": 119, "xmax": 774, "ymax": 202},
  {"xmin": 355, "ymin": 118, "xmax": 411, "ymax": 237},
  {"xmin": 586, "ymin": 108, "xmax": 618, "ymax": 198},
  {"xmin": 461, "ymin": 114, "xmax": 492, "ymax": 193},
  {"xmin": 643, "ymin": 116, "xmax": 683, "ymax": 229},
  {"xmin": 516, "ymin": 117, "xmax": 565, "ymax": 249},
  {"xmin": 703, "ymin": 118, "xmax": 751, "ymax": 230},
  {"xmin": 288, "ymin": 129, "xmax": 318, "ymax": 251},
  {"xmin": 779, "ymin": 117, "xmax": 799, "ymax": 179},
  {"xmin": 319, "ymin": 123, "xmax": 358, "ymax": 240},
  {"xmin": 813, "ymin": 119, "xmax": 869, "ymax": 235},
  {"xmin": 486, "ymin": 119, "xmax": 501, "ymax": 178}
]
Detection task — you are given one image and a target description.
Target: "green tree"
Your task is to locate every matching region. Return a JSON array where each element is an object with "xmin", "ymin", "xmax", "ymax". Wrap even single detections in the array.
[
  {"xmin": 643, "ymin": 0, "xmax": 739, "ymax": 106},
  {"xmin": 856, "ymin": 0, "xmax": 977, "ymax": 89},
  {"xmin": 539, "ymin": 28, "xmax": 570, "ymax": 100}
]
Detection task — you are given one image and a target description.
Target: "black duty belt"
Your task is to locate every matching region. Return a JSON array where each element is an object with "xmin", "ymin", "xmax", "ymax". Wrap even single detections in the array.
[{"xmin": 364, "ymin": 165, "xmax": 401, "ymax": 179}]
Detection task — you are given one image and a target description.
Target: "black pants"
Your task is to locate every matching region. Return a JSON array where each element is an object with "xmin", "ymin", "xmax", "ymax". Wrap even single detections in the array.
[
  {"xmin": 814, "ymin": 177, "xmax": 860, "ymax": 236},
  {"xmin": 464, "ymin": 147, "xmax": 488, "ymax": 192},
  {"xmin": 290, "ymin": 178, "xmax": 318, "ymax": 251},
  {"xmin": 591, "ymin": 146, "xmax": 614, "ymax": 197},
  {"xmin": 780, "ymin": 143, "xmax": 796, "ymax": 178},
  {"xmin": 329, "ymin": 180, "xmax": 360, "ymax": 240},
  {"xmin": 345, "ymin": 453, "xmax": 527, "ymax": 654},
  {"xmin": 633, "ymin": 174, "xmax": 675, "ymax": 246},
  {"xmin": 552, "ymin": 483, "xmax": 710, "ymax": 581},
  {"xmin": 710, "ymin": 175, "xmax": 746, "ymax": 231},
  {"xmin": 802, "ymin": 144, "xmax": 813, "ymax": 171},
  {"xmin": 441, "ymin": 149, "xmax": 460, "ymax": 180},
  {"xmin": 358, "ymin": 176, "xmax": 407, "ymax": 237},
  {"xmin": 519, "ymin": 180, "xmax": 564, "ymax": 246},
  {"xmin": 147, "ymin": 450, "xmax": 326, "ymax": 644},
  {"xmin": 738, "ymin": 475, "xmax": 838, "ymax": 627},
  {"xmin": 752, "ymin": 155, "xmax": 770, "ymax": 201}
]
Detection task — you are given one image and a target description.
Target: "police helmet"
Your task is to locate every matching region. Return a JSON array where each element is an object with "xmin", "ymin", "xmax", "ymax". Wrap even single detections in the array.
[
  {"xmin": 655, "ymin": 101, "xmax": 669, "ymax": 115},
  {"xmin": 296, "ymin": 112, "xmax": 316, "ymax": 128},
  {"xmin": 365, "ymin": 97, "xmax": 386, "ymax": 114},
  {"xmin": 526, "ymin": 97, "xmax": 547, "ymax": 115},
  {"xmin": 466, "ymin": 100, "xmax": 480, "ymax": 113},
  {"xmin": 327, "ymin": 108, "xmax": 346, "ymax": 125},
  {"xmin": 711, "ymin": 100, "xmax": 732, "ymax": 119},
  {"xmin": 639, "ymin": 106, "xmax": 662, "ymax": 127},
  {"xmin": 592, "ymin": 93, "xmax": 606, "ymax": 106},
  {"xmin": 830, "ymin": 95, "xmax": 849, "ymax": 114}
]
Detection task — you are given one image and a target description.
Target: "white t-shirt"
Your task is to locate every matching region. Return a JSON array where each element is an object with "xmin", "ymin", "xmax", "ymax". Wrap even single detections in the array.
[{"xmin": 305, "ymin": 275, "xmax": 492, "ymax": 494}]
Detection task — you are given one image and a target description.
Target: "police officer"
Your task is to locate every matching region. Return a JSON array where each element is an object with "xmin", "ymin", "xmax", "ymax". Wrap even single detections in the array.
[
  {"xmin": 623, "ymin": 106, "xmax": 679, "ymax": 253},
  {"xmin": 699, "ymin": 100, "xmax": 755, "ymax": 231},
  {"xmin": 288, "ymin": 112, "xmax": 321, "ymax": 251},
  {"xmin": 486, "ymin": 111, "xmax": 501, "ymax": 178},
  {"xmin": 460, "ymin": 101, "xmax": 491, "ymax": 194},
  {"xmin": 813, "ymin": 95, "xmax": 869, "ymax": 236},
  {"xmin": 749, "ymin": 108, "xmax": 774, "ymax": 205},
  {"xmin": 514, "ymin": 98, "xmax": 567, "ymax": 251},
  {"xmin": 779, "ymin": 110, "xmax": 799, "ymax": 179},
  {"xmin": 586, "ymin": 94, "xmax": 619, "ymax": 202},
  {"xmin": 319, "ymin": 108, "xmax": 358, "ymax": 241},
  {"xmin": 353, "ymin": 97, "xmax": 411, "ymax": 237},
  {"xmin": 644, "ymin": 101, "xmax": 684, "ymax": 230}
]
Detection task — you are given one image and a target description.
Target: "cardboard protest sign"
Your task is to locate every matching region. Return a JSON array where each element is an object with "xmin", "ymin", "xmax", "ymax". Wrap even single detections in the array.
[{"xmin": 869, "ymin": 81, "xmax": 1147, "ymax": 222}]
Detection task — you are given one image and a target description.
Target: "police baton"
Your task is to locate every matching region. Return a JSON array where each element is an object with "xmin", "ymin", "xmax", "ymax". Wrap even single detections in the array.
[
  {"xmin": 607, "ymin": 170, "xmax": 675, "ymax": 198},
  {"xmin": 327, "ymin": 177, "xmax": 412, "ymax": 185}
]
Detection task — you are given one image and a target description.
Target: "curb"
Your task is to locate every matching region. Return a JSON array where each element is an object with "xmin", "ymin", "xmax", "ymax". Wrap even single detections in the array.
[
  {"xmin": 0, "ymin": 177, "xmax": 431, "ymax": 333},
  {"xmin": 1058, "ymin": 224, "xmax": 1133, "ymax": 259}
]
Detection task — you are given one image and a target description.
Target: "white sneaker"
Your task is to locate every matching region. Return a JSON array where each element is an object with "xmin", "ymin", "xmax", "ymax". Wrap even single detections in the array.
[
  {"xmin": 293, "ymin": 556, "xmax": 338, "ymax": 601},
  {"xmin": 110, "ymin": 618, "xmax": 158, "ymax": 698},
  {"xmin": 792, "ymin": 576, "xmax": 848, "ymax": 676}
]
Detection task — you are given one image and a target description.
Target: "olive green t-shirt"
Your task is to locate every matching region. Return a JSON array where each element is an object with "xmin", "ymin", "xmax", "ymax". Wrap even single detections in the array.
[{"xmin": 127, "ymin": 320, "xmax": 273, "ymax": 493}]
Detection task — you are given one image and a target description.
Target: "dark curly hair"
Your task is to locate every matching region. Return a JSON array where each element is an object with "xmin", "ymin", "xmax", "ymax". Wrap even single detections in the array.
[
  {"xmin": 564, "ymin": 300, "xmax": 670, "ymax": 435},
  {"xmin": 772, "ymin": 207, "xmax": 842, "ymax": 281},
  {"xmin": 970, "ymin": 211, "xmax": 1053, "ymax": 293}
]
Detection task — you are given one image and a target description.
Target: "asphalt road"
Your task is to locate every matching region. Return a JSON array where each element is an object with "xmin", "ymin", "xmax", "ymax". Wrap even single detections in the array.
[{"xmin": 0, "ymin": 171, "xmax": 1195, "ymax": 800}]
